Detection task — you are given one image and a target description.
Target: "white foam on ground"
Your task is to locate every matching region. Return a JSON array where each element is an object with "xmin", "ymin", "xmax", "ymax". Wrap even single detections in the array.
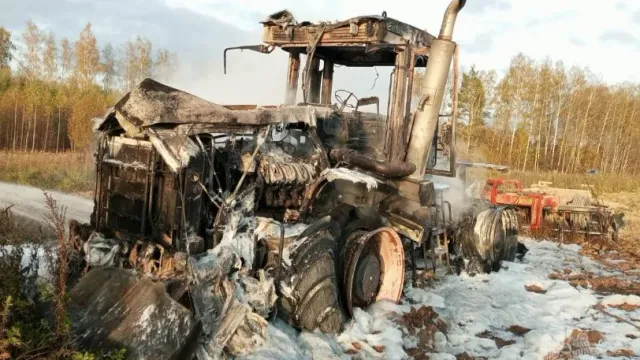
[
  {"xmin": 600, "ymin": 294, "xmax": 640, "ymax": 307},
  {"xmin": 247, "ymin": 238, "xmax": 640, "ymax": 359}
]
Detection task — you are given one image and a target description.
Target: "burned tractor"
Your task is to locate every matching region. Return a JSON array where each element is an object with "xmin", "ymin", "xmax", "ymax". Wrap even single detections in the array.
[{"xmin": 67, "ymin": 1, "xmax": 525, "ymax": 358}]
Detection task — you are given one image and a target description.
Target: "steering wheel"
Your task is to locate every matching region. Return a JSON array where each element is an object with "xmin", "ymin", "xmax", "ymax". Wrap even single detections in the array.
[{"xmin": 334, "ymin": 89, "xmax": 358, "ymax": 112}]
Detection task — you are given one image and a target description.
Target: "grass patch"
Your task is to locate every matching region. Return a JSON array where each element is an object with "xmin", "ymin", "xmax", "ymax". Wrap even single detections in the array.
[
  {"xmin": 0, "ymin": 198, "xmax": 123, "ymax": 359},
  {"xmin": 0, "ymin": 152, "xmax": 94, "ymax": 195}
]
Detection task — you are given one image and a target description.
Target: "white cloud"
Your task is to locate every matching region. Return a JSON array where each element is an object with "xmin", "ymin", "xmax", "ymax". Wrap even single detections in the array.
[
  {"xmin": 165, "ymin": 0, "xmax": 640, "ymax": 84},
  {"xmin": 4, "ymin": 0, "xmax": 637, "ymax": 105}
]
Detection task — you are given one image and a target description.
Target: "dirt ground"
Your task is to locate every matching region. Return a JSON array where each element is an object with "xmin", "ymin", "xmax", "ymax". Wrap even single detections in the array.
[{"xmin": 601, "ymin": 192, "xmax": 640, "ymax": 242}]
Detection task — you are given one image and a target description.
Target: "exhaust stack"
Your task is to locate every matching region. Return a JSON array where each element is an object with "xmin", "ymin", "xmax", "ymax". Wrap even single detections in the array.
[{"xmin": 404, "ymin": 0, "xmax": 466, "ymax": 179}]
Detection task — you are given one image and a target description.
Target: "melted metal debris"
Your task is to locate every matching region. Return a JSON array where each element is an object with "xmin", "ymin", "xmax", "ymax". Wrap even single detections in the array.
[
  {"xmin": 217, "ymin": 189, "xmax": 258, "ymax": 268},
  {"xmin": 457, "ymin": 161, "xmax": 509, "ymax": 172},
  {"xmin": 321, "ymin": 167, "xmax": 380, "ymax": 190},
  {"xmin": 237, "ymin": 270, "xmax": 278, "ymax": 319},
  {"xmin": 83, "ymin": 232, "xmax": 127, "ymax": 267}
]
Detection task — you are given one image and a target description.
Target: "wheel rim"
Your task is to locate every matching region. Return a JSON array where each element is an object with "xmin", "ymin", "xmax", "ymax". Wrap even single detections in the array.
[{"xmin": 343, "ymin": 227, "xmax": 404, "ymax": 317}]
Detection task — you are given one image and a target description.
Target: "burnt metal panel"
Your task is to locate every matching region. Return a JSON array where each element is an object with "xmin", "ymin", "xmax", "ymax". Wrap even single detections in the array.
[{"xmin": 97, "ymin": 136, "xmax": 155, "ymax": 239}]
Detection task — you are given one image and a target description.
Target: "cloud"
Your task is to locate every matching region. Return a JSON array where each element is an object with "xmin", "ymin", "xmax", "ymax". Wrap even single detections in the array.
[
  {"xmin": 165, "ymin": 0, "xmax": 341, "ymax": 30},
  {"xmin": 464, "ymin": 0, "xmax": 511, "ymax": 14},
  {"xmin": 525, "ymin": 10, "xmax": 577, "ymax": 29},
  {"xmin": 599, "ymin": 29, "xmax": 637, "ymax": 45},
  {"xmin": 3, "ymin": 0, "xmax": 640, "ymax": 91},
  {"xmin": 633, "ymin": 9, "xmax": 640, "ymax": 24},
  {"xmin": 569, "ymin": 37, "xmax": 586, "ymax": 47},
  {"xmin": 461, "ymin": 31, "xmax": 496, "ymax": 54},
  {"xmin": 0, "ymin": 0, "xmax": 252, "ymax": 53}
]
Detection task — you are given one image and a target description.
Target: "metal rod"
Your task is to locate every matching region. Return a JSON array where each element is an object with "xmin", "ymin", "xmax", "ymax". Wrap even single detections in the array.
[
  {"xmin": 147, "ymin": 150, "xmax": 157, "ymax": 234},
  {"xmin": 285, "ymin": 52, "xmax": 301, "ymax": 105},
  {"xmin": 443, "ymin": 200, "xmax": 452, "ymax": 224},
  {"xmin": 223, "ymin": 44, "xmax": 275, "ymax": 74},
  {"xmin": 449, "ymin": 45, "xmax": 459, "ymax": 177},
  {"xmin": 321, "ymin": 59, "xmax": 334, "ymax": 104},
  {"xmin": 308, "ymin": 58, "xmax": 322, "ymax": 103},
  {"xmin": 140, "ymin": 148, "xmax": 152, "ymax": 234}
]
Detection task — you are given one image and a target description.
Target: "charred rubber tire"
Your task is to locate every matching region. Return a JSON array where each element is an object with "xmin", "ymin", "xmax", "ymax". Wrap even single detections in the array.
[
  {"xmin": 276, "ymin": 205, "xmax": 405, "ymax": 332},
  {"xmin": 277, "ymin": 218, "xmax": 345, "ymax": 333},
  {"xmin": 458, "ymin": 206, "xmax": 519, "ymax": 274}
]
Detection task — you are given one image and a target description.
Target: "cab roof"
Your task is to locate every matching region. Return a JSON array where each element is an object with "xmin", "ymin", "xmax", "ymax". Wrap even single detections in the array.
[{"xmin": 261, "ymin": 10, "xmax": 434, "ymax": 67}]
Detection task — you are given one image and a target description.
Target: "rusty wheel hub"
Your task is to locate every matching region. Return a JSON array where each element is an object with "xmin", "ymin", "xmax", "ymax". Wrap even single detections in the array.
[
  {"xmin": 353, "ymin": 253, "xmax": 381, "ymax": 304},
  {"xmin": 343, "ymin": 227, "xmax": 404, "ymax": 316}
]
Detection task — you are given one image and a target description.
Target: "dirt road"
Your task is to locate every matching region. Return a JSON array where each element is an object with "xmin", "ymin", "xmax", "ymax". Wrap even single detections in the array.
[{"xmin": 0, "ymin": 181, "xmax": 93, "ymax": 225}]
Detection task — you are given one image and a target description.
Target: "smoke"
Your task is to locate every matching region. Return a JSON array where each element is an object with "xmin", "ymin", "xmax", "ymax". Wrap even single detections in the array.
[
  {"xmin": 161, "ymin": 31, "xmax": 392, "ymax": 109},
  {"xmin": 430, "ymin": 142, "xmax": 500, "ymax": 223},
  {"xmin": 432, "ymin": 174, "xmax": 473, "ymax": 223}
]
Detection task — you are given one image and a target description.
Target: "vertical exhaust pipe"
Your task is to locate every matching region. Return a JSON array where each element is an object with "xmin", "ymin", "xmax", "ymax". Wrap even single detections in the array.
[
  {"xmin": 404, "ymin": 0, "xmax": 466, "ymax": 178},
  {"xmin": 439, "ymin": 0, "xmax": 467, "ymax": 40}
]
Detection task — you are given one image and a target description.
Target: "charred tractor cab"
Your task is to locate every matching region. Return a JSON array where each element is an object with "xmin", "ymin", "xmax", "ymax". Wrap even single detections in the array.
[{"xmin": 69, "ymin": 1, "xmax": 524, "ymax": 353}]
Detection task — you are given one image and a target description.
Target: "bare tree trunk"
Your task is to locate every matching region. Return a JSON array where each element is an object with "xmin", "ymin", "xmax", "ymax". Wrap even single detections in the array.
[
  {"xmin": 31, "ymin": 105, "xmax": 38, "ymax": 152},
  {"xmin": 497, "ymin": 112, "xmax": 510, "ymax": 160},
  {"xmin": 12, "ymin": 98, "xmax": 18, "ymax": 151},
  {"xmin": 534, "ymin": 105, "xmax": 544, "ymax": 171},
  {"xmin": 593, "ymin": 97, "xmax": 614, "ymax": 168},
  {"xmin": 543, "ymin": 97, "xmax": 552, "ymax": 159},
  {"xmin": 466, "ymin": 98, "xmax": 478, "ymax": 155},
  {"xmin": 21, "ymin": 105, "xmax": 27, "ymax": 152},
  {"xmin": 573, "ymin": 89, "xmax": 595, "ymax": 171},
  {"xmin": 621, "ymin": 146, "xmax": 631, "ymax": 173},
  {"xmin": 497, "ymin": 128, "xmax": 505, "ymax": 159},
  {"xmin": 56, "ymin": 107, "xmax": 61, "ymax": 153},
  {"xmin": 559, "ymin": 127, "xmax": 570, "ymax": 173},
  {"xmin": 522, "ymin": 81, "xmax": 540, "ymax": 171},
  {"xmin": 612, "ymin": 102, "xmax": 635, "ymax": 173},
  {"xmin": 521, "ymin": 126, "xmax": 531, "ymax": 171},
  {"xmin": 44, "ymin": 113, "xmax": 50, "ymax": 151},
  {"xmin": 552, "ymin": 91, "xmax": 571, "ymax": 168},
  {"xmin": 508, "ymin": 127, "xmax": 517, "ymax": 165},
  {"xmin": 600, "ymin": 107, "xmax": 616, "ymax": 173}
]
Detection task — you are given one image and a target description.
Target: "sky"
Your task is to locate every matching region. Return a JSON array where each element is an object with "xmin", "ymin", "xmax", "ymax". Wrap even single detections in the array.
[{"xmin": 1, "ymin": 0, "xmax": 639, "ymax": 105}]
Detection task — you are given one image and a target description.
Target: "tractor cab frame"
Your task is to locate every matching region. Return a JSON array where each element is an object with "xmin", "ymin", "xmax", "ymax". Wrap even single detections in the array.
[{"xmin": 224, "ymin": 10, "xmax": 458, "ymax": 177}]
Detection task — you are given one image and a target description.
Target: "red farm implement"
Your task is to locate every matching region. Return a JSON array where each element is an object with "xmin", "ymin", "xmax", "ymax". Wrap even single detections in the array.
[{"xmin": 480, "ymin": 178, "xmax": 625, "ymax": 242}]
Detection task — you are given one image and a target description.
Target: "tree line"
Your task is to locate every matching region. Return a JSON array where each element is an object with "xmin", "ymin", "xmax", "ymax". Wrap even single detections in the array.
[
  {"xmin": 453, "ymin": 53, "xmax": 640, "ymax": 175},
  {"xmin": 1, "ymin": 21, "xmax": 637, "ymax": 176},
  {"xmin": 0, "ymin": 21, "xmax": 178, "ymax": 152}
]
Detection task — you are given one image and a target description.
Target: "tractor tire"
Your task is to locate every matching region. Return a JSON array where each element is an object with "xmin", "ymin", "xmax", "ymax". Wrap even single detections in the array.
[
  {"xmin": 276, "ymin": 216, "xmax": 345, "ymax": 333},
  {"xmin": 275, "ymin": 205, "xmax": 405, "ymax": 332},
  {"xmin": 457, "ymin": 206, "xmax": 519, "ymax": 274}
]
